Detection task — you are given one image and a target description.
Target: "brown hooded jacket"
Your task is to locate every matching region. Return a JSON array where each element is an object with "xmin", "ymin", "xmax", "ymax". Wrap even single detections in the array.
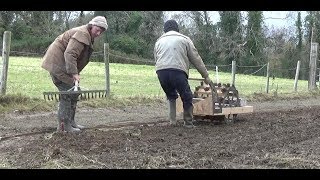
[{"xmin": 42, "ymin": 25, "xmax": 93, "ymax": 85}]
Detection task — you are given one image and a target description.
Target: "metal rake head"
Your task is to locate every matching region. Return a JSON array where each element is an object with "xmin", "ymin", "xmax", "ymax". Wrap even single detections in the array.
[
  {"xmin": 43, "ymin": 93, "xmax": 61, "ymax": 101},
  {"xmin": 43, "ymin": 90, "xmax": 108, "ymax": 101},
  {"xmin": 78, "ymin": 91, "xmax": 107, "ymax": 100}
]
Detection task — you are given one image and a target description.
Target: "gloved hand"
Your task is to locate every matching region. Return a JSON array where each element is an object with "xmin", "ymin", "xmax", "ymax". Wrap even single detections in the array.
[{"xmin": 204, "ymin": 76, "xmax": 212, "ymax": 85}]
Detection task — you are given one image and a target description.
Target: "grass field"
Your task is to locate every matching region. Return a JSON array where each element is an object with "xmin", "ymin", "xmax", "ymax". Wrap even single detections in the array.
[{"xmin": 3, "ymin": 56, "xmax": 311, "ymax": 100}]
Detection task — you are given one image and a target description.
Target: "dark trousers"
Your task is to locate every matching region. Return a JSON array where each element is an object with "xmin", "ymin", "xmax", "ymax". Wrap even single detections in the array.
[
  {"xmin": 50, "ymin": 74, "xmax": 79, "ymax": 121},
  {"xmin": 156, "ymin": 69, "xmax": 193, "ymax": 110}
]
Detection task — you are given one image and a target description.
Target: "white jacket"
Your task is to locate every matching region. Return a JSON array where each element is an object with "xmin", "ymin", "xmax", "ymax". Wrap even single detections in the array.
[{"xmin": 154, "ymin": 31, "xmax": 209, "ymax": 78}]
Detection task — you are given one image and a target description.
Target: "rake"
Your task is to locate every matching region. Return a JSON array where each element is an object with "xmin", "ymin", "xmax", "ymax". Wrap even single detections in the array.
[{"xmin": 43, "ymin": 80, "xmax": 108, "ymax": 101}]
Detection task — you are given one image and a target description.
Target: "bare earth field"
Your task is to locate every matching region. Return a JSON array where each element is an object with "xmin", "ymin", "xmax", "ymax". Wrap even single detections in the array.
[{"xmin": 1, "ymin": 98, "xmax": 320, "ymax": 169}]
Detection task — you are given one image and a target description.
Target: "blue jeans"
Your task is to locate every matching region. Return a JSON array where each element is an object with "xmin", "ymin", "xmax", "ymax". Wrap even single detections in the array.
[{"xmin": 156, "ymin": 69, "xmax": 193, "ymax": 110}]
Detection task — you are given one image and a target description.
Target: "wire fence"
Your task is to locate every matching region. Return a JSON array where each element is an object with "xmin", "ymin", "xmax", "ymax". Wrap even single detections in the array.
[{"xmin": 0, "ymin": 47, "xmax": 313, "ymax": 99}]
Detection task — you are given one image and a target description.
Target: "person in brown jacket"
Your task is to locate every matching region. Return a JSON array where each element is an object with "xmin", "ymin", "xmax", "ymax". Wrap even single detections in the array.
[
  {"xmin": 154, "ymin": 19, "xmax": 212, "ymax": 128},
  {"xmin": 42, "ymin": 16, "xmax": 108, "ymax": 132}
]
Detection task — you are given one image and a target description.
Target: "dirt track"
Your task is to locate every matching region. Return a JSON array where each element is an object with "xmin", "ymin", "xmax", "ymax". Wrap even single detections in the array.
[{"xmin": 1, "ymin": 98, "xmax": 320, "ymax": 169}]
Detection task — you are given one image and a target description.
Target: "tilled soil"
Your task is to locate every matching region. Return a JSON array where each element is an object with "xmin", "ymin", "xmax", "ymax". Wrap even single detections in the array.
[{"xmin": 1, "ymin": 98, "xmax": 320, "ymax": 169}]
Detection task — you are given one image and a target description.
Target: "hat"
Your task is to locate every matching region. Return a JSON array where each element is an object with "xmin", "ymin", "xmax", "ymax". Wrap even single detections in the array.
[
  {"xmin": 164, "ymin": 19, "xmax": 179, "ymax": 33},
  {"xmin": 89, "ymin": 16, "xmax": 108, "ymax": 30}
]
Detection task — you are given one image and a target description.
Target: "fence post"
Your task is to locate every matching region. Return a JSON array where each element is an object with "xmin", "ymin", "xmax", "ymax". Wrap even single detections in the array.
[
  {"xmin": 215, "ymin": 66, "xmax": 219, "ymax": 84},
  {"xmin": 231, "ymin": 61, "xmax": 236, "ymax": 86},
  {"xmin": 294, "ymin": 61, "xmax": 301, "ymax": 92},
  {"xmin": 265, "ymin": 62, "xmax": 270, "ymax": 93},
  {"xmin": 0, "ymin": 31, "xmax": 11, "ymax": 96},
  {"xmin": 308, "ymin": 42, "xmax": 318, "ymax": 90},
  {"xmin": 104, "ymin": 43, "xmax": 110, "ymax": 96}
]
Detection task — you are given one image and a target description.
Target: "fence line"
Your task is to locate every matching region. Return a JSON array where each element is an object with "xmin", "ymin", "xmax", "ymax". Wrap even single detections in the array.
[
  {"xmin": 237, "ymin": 64, "xmax": 266, "ymax": 68},
  {"xmin": 248, "ymin": 63, "xmax": 267, "ymax": 75},
  {"xmin": 8, "ymin": 48, "xmax": 238, "ymax": 70},
  {"xmin": 5, "ymin": 48, "xmax": 314, "ymax": 79},
  {"xmin": 1, "ymin": 45, "xmax": 315, "ymax": 98}
]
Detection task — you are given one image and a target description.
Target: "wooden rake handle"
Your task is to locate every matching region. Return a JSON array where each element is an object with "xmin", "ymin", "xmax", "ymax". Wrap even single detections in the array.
[
  {"xmin": 188, "ymin": 78, "xmax": 205, "ymax": 81},
  {"xmin": 74, "ymin": 80, "xmax": 79, "ymax": 91}
]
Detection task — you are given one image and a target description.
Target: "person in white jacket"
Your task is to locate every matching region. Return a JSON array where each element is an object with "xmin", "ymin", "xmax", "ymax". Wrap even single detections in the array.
[{"xmin": 154, "ymin": 19, "xmax": 212, "ymax": 128}]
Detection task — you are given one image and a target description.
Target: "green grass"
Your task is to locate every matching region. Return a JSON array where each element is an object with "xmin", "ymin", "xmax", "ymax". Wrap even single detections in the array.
[
  {"xmin": 1, "ymin": 56, "xmax": 319, "ymax": 113},
  {"xmin": 5, "ymin": 56, "xmax": 164, "ymax": 99},
  {"xmin": 4, "ymin": 56, "xmax": 310, "ymax": 99}
]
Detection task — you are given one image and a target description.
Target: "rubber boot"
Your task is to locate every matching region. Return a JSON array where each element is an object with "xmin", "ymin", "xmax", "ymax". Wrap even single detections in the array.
[
  {"xmin": 58, "ymin": 95, "xmax": 80, "ymax": 133},
  {"xmin": 56, "ymin": 99, "xmax": 66, "ymax": 132},
  {"xmin": 168, "ymin": 100, "xmax": 177, "ymax": 126},
  {"xmin": 71, "ymin": 118, "xmax": 85, "ymax": 130},
  {"xmin": 70, "ymin": 100, "xmax": 85, "ymax": 130},
  {"xmin": 63, "ymin": 118, "xmax": 81, "ymax": 133},
  {"xmin": 183, "ymin": 106, "xmax": 195, "ymax": 128},
  {"xmin": 53, "ymin": 80, "xmax": 81, "ymax": 132},
  {"xmin": 56, "ymin": 118, "xmax": 63, "ymax": 132}
]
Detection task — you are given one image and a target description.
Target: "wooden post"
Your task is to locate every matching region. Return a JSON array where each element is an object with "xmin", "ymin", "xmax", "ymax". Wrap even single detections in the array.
[
  {"xmin": 231, "ymin": 60, "xmax": 236, "ymax": 86},
  {"xmin": 308, "ymin": 23, "xmax": 318, "ymax": 91},
  {"xmin": 265, "ymin": 62, "xmax": 270, "ymax": 93},
  {"xmin": 215, "ymin": 66, "xmax": 219, "ymax": 84},
  {"xmin": 294, "ymin": 61, "xmax": 301, "ymax": 92},
  {"xmin": 308, "ymin": 42, "xmax": 318, "ymax": 90},
  {"xmin": 318, "ymin": 59, "xmax": 320, "ymax": 87},
  {"xmin": 104, "ymin": 43, "xmax": 110, "ymax": 95},
  {"xmin": 0, "ymin": 31, "xmax": 11, "ymax": 95}
]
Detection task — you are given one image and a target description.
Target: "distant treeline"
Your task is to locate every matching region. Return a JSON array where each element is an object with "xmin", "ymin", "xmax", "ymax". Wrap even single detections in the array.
[{"xmin": 1, "ymin": 11, "xmax": 319, "ymax": 79}]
